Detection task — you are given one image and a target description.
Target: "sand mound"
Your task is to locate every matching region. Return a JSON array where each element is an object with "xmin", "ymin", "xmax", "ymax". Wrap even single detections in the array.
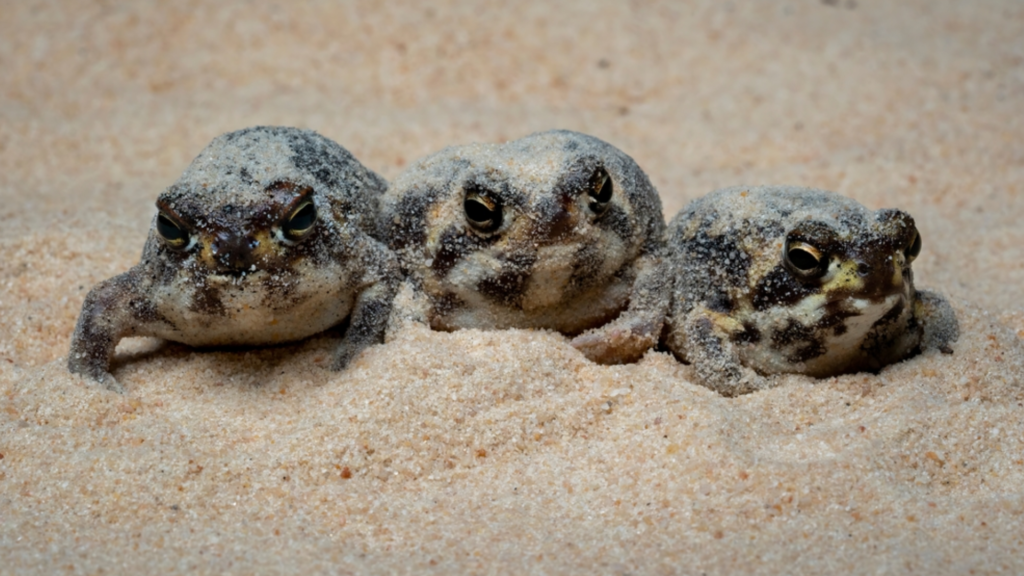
[{"xmin": 2, "ymin": 1, "xmax": 1023, "ymax": 573}]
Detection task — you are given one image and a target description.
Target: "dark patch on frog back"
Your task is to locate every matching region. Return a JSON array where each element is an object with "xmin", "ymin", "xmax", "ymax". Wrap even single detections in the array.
[
  {"xmin": 677, "ymin": 227, "xmax": 752, "ymax": 314},
  {"xmin": 288, "ymin": 133, "xmax": 357, "ymax": 192}
]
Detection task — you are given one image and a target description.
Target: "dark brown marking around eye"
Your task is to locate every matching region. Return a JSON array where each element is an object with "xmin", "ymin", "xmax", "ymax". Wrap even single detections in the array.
[
  {"xmin": 266, "ymin": 182, "xmax": 315, "ymax": 218},
  {"xmin": 683, "ymin": 230, "xmax": 751, "ymax": 289},
  {"xmin": 752, "ymin": 266, "xmax": 818, "ymax": 311},
  {"xmin": 787, "ymin": 221, "xmax": 840, "ymax": 255},
  {"xmin": 432, "ymin": 225, "xmax": 489, "ymax": 277},
  {"xmin": 593, "ymin": 203, "xmax": 634, "ymax": 243}
]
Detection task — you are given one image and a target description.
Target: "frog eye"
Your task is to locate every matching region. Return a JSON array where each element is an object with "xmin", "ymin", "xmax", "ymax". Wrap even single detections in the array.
[
  {"xmin": 905, "ymin": 229, "xmax": 922, "ymax": 262},
  {"xmin": 156, "ymin": 212, "xmax": 189, "ymax": 249},
  {"xmin": 784, "ymin": 240, "xmax": 827, "ymax": 278},
  {"xmin": 464, "ymin": 190, "xmax": 502, "ymax": 234},
  {"xmin": 586, "ymin": 167, "xmax": 613, "ymax": 216},
  {"xmin": 285, "ymin": 200, "xmax": 317, "ymax": 239}
]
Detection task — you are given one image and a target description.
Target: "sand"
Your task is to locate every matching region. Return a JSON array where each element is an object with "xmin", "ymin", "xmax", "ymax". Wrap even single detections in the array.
[{"xmin": 1, "ymin": 1, "xmax": 1022, "ymax": 573}]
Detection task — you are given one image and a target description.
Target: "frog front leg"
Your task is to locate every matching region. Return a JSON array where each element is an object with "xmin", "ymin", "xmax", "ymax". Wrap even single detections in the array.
[
  {"xmin": 331, "ymin": 241, "xmax": 401, "ymax": 370},
  {"xmin": 68, "ymin": 268, "xmax": 163, "ymax": 393},
  {"xmin": 570, "ymin": 253, "xmax": 671, "ymax": 365},
  {"xmin": 383, "ymin": 277, "xmax": 433, "ymax": 342},
  {"xmin": 669, "ymin": 307, "xmax": 771, "ymax": 397},
  {"xmin": 915, "ymin": 289, "xmax": 959, "ymax": 355}
]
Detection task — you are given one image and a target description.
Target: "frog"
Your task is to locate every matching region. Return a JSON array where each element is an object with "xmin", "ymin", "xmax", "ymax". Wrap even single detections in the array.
[
  {"xmin": 68, "ymin": 126, "xmax": 399, "ymax": 393},
  {"xmin": 662, "ymin": 185, "xmax": 959, "ymax": 396},
  {"xmin": 378, "ymin": 129, "xmax": 669, "ymax": 364}
]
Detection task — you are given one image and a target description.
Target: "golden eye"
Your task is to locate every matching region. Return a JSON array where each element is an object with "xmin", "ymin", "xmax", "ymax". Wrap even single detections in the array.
[
  {"xmin": 587, "ymin": 167, "xmax": 613, "ymax": 215},
  {"xmin": 156, "ymin": 212, "xmax": 189, "ymax": 249},
  {"xmin": 905, "ymin": 229, "xmax": 922, "ymax": 262},
  {"xmin": 784, "ymin": 240, "xmax": 826, "ymax": 278},
  {"xmin": 464, "ymin": 191, "xmax": 502, "ymax": 234},
  {"xmin": 285, "ymin": 200, "xmax": 317, "ymax": 239}
]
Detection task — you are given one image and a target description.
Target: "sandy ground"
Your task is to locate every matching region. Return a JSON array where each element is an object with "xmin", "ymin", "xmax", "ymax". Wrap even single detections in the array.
[{"xmin": 1, "ymin": 1, "xmax": 1023, "ymax": 573}]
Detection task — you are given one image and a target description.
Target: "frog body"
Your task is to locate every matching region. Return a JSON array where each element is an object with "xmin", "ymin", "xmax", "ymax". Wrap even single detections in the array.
[
  {"xmin": 68, "ymin": 126, "xmax": 399, "ymax": 392},
  {"xmin": 663, "ymin": 185, "xmax": 958, "ymax": 395},
  {"xmin": 379, "ymin": 130, "xmax": 669, "ymax": 364}
]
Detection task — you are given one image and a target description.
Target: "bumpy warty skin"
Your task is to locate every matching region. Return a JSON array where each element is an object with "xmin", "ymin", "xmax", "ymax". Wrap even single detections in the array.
[
  {"xmin": 68, "ymin": 126, "xmax": 399, "ymax": 392},
  {"xmin": 662, "ymin": 185, "xmax": 959, "ymax": 396},
  {"xmin": 378, "ymin": 129, "xmax": 670, "ymax": 364}
]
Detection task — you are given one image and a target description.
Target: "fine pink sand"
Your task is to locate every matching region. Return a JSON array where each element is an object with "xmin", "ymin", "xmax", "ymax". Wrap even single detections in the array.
[{"xmin": 2, "ymin": 1, "xmax": 1023, "ymax": 574}]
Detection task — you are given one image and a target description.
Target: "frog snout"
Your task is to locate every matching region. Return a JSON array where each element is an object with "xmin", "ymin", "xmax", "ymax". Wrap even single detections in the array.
[
  {"xmin": 211, "ymin": 231, "xmax": 258, "ymax": 272},
  {"xmin": 852, "ymin": 251, "xmax": 906, "ymax": 298},
  {"xmin": 533, "ymin": 195, "xmax": 577, "ymax": 244}
]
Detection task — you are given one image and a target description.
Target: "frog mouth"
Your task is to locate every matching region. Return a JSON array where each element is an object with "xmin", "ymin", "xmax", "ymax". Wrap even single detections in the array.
[
  {"xmin": 208, "ymin": 267, "xmax": 258, "ymax": 282},
  {"xmin": 814, "ymin": 293, "xmax": 905, "ymax": 336},
  {"xmin": 846, "ymin": 292, "xmax": 903, "ymax": 314}
]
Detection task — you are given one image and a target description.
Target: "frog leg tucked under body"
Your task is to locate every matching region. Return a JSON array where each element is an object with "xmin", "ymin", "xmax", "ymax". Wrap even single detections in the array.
[{"xmin": 568, "ymin": 250, "xmax": 670, "ymax": 364}]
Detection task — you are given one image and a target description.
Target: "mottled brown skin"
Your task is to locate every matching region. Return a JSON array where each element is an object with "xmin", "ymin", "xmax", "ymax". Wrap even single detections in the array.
[
  {"xmin": 379, "ymin": 130, "xmax": 669, "ymax": 364},
  {"xmin": 68, "ymin": 126, "xmax": 399, "ymax": 392},
  {"xmin": 663, "ymin": 186, "xmax": 959, "ymax": 396}
]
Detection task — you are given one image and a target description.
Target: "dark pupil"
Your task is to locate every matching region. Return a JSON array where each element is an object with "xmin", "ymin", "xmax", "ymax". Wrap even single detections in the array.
[
  {"xmin": 465, "ymin": 198, "xmax": 498, "ymax": 225},
  {"xmin": 289, "ymin": 203, "xmax": 316, "ymax": 231},
  {"xmin": 788, "ymin": 248, "xmax": 820, "ymax": 271},
  {"xmin": 157, "ymin": 214, "xmax": 185, "ymax": 242},
  {"xmin": 907, "ymin": 232, "xmax": 922, "ymax": 258},
  {"xmin": 589, "ymin": 168, "xmax": 613, "ymax": 203}
]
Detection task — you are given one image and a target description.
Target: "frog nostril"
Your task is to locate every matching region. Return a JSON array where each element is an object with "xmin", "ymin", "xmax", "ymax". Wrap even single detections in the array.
[
  {"xmin": 537, "ymin": 201, "xmax": 574, "ymax": 242},
  {"xmin": 211, "ymin": 232, "xmax": 256, "ymax": 272}
]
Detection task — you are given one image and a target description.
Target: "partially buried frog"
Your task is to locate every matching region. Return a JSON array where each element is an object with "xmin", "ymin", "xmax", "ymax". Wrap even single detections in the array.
[
  {"xmin": 379, "ymin": 130, "xmax": 669, "ymax": 364},
  {"xmin": 68, "ymin": 126, "xmax": 399, "ymax": 392},
  {"xmin": 662, "ymin": 185, "xmax": 959, "ymax": 396}
]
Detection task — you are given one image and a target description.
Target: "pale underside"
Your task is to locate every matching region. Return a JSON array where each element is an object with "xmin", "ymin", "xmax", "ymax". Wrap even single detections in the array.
[
  {"xmin": 735, "ymin": 292, "xmax": 910, "ymax": 377},
  {"xmin": 148, "ymin": 265, "xmax": 355, "ymax": 347}
]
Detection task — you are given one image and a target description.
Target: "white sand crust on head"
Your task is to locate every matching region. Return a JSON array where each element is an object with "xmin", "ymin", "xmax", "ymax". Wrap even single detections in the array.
[{"xmin": 3, "ymin": 0, "xmax": 1024, "ymax": 573}]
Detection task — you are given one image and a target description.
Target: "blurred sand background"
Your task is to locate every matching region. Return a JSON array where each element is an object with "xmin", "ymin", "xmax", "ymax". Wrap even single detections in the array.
[{"xmin": 1, "ymin": 1, "xmax": 1023, "ymax": 573}]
